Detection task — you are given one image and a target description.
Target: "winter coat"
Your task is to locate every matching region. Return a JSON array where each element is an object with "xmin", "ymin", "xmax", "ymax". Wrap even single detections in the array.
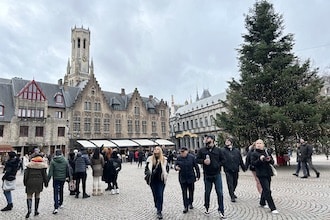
[
  {"xmin": 196, "ymin": 146, "xmax": 225, "ymax": 176},
  {"xmin": 245, "ymin": 149, "xmax": 256, "ymax": 171},
  {"xmin": 74, "ymin": 152, "xmax": 90, "ymax": 173},
  {"xmin": 175, "ymin": 153, "xmax": 200, "ymax": 184},
  {"xmin": 250, "ymin": 149, "xmax": 274, "ymax": 178},
  {"xmin": 91, "ymin": 154, "xmax": 105, "ymax": 177},
  {"xmin": 2, "ymin": 157, "xmax": 19, "ymax": 181},
  {"xmin": 222, "ymin": 146, "xmax": 246, "ymax": 173},
  {"xmin": 145, "ymin": 156, "xmax": 169, "ymax": 184},
  {"xmin": 48, "ymin": 155, "xmax": 69, "ymax": 182},
  {"xmin": 24, "ymin": 160, "xmax": 48, "ymax": 194}
]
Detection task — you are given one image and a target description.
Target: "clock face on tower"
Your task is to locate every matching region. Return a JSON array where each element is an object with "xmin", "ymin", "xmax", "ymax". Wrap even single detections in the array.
[{"xmin": 82, "ymin": 56, "xmax": 87, "ymax": 62}]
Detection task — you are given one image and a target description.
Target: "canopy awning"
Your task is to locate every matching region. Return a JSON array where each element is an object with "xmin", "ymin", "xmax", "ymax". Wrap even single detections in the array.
[
  {"xmin": 76, "ymin": 140, "xmax": 96, "ymax": 148},
  {"xmin": 176, "ymin": 131, "xmax": 198, "ymax": 138},
  {"xmin": 131, "ymin": 139, "xmax": 157, "ymax": 147},
  {"xmin": 89, "ymin": 140, "xmax": 117, "ymax": 148},
  {"xmin": 110, "ymin": 139, "xmax": 139, "ymax": 147},
  {"xmin": 154, "ymin": 139, "xmax": 175, "ymax": 146},
  {"xmin": 0, "ymin": 145, "xmax": 13, "ymax": 153}
]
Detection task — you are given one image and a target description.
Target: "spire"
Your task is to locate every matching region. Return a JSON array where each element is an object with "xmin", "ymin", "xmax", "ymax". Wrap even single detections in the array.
[
  {"xmin": 90, "ymin": 58, "xmax": 94, "ymax": 75},
  {"xmin": 196, "ymin": 89, "xmax": 199, "ymax": 101}
]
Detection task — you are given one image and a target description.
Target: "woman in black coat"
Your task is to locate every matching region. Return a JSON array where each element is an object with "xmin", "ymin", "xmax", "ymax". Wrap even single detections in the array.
[
  {"xmin": 1, "ymin": 151, "xmax": 19, "ymax": 212},
  {"xmin": 251, "ymin": 139, "xmax": 278, "ymax": 214}
]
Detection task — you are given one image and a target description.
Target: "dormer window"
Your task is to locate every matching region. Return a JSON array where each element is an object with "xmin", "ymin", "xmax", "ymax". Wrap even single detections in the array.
[
  {"xmin": 0, "ymin": 104, "xmax": 4, "ymax": 116},
  {"xmin": 55, "ymin": 93, "xmax": 64, "ymax": 104}
]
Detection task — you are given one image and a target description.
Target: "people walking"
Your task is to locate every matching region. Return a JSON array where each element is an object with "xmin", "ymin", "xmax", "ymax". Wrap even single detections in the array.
[
  {"xmin": 67, "ymin": 152, "xmax": 76, "ymax": 195},
  {"xmin": 175, "ymin": 147, "xmax": 200, "ymax": 214},
  {"xmin": 47, "ymin": 149, "xmax": 70, "ymax": 214},
  {"xmin": 109, "ymin": 149, "xmax": 122, "ymax": 194},
  {"xmin": 292, "ymin": 142, "xmax": 309, "ymax": 177},
  {"xmin": 196, "ymin": 134, "xmax": 226, "ymax": 219},
  {"xmin": 74, "ymin": 149, "xmax": 91, "ymax": 198},
  {"xmin": 23, "ymin": 154, "xmax": 48, "ymax": 218},
  {"xmin": 245, "ymin": 143, "xmax": 262, "ymax": 194},
  {"xmin": 1, "ymin": 151, "xmax": 20, "ymax": 212},
  {"xmin": 251, "ymin": 139, "xmax": 279, "ymax": 214},
  {"xmin": 300, "ymin": 138, "xmax": 320, "ymax": 178},
  {"xmin": 221, "ymin": 137, "xmax": 246, "ymax": 202},
  {"xmin": 91, "ymin": 147, "xmax": 105, "ymax": 196},
  {"xmin": 145, "ymin": 146, "xmax": 169, "ymax": 219}
]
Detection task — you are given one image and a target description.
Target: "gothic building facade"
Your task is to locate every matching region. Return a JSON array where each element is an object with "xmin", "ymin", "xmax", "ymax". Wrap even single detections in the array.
[{"xmin": 0, "ymin": 27, "xmax": 170, "ymax": 155}]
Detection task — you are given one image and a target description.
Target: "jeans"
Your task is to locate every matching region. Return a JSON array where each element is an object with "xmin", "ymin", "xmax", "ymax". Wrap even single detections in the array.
[
  {"xmin": 180, "ymin": 182, "xmax": 195, "ymax": 208},
  {"xmin": 75, "ymin": 172, "xmax": 87, "ymax": 194},
  {"xmin": 258, "ymin": 176, "xmax": 276, "ymax": 211},
  {"xmin": 53, "ymin": 179, "xmax": 65, "ymax": 209},
  {"xmin": 204, "ymin": 173, "xmax": 224, "ymax": 214},
  {"xmin": 4, "ymin": 191, "xmax": 12, "ymax": 204},
  {"xmin": 225, "ymin": 171, "xmax": 239, "ymax": 199},
  {"xmin": 150, "ymin": 181, "xmax": 165, "ymax": 214}
]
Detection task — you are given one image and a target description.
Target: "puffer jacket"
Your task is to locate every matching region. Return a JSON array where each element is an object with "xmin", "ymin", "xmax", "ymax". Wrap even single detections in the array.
[
  {"xmin": 74, "ymin": 152, "xmax": 90, "ymax": 173},
  {"xmin": 2, "ymin": 157, "xmax": 20, "ymax": 181},
  {"xmin": 24, "ymin": 160, "xmax": 48, "ymax": 194},
  {"xmin": 48, "ymin": 155, "xmax": 69, "ymax": 181}
]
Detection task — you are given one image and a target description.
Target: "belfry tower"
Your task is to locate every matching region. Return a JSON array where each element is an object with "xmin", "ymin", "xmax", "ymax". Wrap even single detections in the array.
[{"xmin": 64, "ymin": 26, "xmax": 92, "ymax": 86}]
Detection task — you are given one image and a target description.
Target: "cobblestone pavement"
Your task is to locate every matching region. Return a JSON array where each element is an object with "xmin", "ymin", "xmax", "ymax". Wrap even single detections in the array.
[{"xmin": 0, "ymin": 154, "xmax": 329, "ymax": 220}]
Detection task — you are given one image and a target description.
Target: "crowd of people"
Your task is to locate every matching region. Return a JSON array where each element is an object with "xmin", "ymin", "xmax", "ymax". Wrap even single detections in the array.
[{"xmin": 0, "ymin": 135, "xmax": 322, "ymax": 219}]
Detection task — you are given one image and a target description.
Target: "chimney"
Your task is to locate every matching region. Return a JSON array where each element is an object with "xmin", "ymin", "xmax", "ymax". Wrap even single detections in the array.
[
  {"xmin": 58, "ymin": 79, "xmax": 63, "ymax": 86},
  {"xmin": 121, "ymin": 88, "xmax": 125, "ymax": 96}
]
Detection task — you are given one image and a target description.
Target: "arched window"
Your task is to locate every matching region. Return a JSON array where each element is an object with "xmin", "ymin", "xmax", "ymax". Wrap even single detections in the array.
[
  {"xmin": 0, "ymin": 104, "xmax": 4, "ymax": 116},
  {"xmin": 83, "ymin": 39, "xmax": 86, "ymax": 49},
  {"xmin": 78, "ymin": 38, "xmax": 81, "ymax": 48},
  {"xmin": 55, "ymin": 94, "xmax": 64, "ymax": 104}
]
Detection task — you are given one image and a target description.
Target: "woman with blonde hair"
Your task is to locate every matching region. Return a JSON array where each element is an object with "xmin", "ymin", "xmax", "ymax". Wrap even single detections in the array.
[
  {"xmin": 245, "ymin": 142, "xmax": 262, "ymax": 194},
  {"xmin": 145, "ymin": 146, "xmax": 169, "ymax": 219}
]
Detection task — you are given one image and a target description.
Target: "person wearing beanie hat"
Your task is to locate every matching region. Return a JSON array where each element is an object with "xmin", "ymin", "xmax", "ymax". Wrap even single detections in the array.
[
  {"xmin": 1, "ymin": 151, "xmax": 19, "ymax": 212},
  {"xmin": 23, "ymin": 154, "xmax": 48, "ymax": 218}
]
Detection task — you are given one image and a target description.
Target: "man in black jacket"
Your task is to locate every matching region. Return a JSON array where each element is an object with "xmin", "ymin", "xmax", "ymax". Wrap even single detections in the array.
[
  {"xmin": 196, "ymin": 134, "xmax": 226, "ymax": 219},
  {"xmin": 300, "ymin": 138, "xmax": 320, "ymax": 178},
  {"xmin": 222, "ymin": 138, "xmax": 246, "ymax": 202},
  {"xmin": 175, "ymin": 147, "xmax": 200, "ymax": 214}
]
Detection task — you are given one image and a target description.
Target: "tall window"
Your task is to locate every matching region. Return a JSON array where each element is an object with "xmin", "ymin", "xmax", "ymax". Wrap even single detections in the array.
[
  {"xmin": 0, "ymin": 105, "xmax": 4, "ymax": 116},
  {"xmin": 83, "ymin": 39, "xmax": 86, "ymax": 49},
  {"xmin": 0, "ymin": 125, "xmax": 4, "ymax": 137},
  {"xmin": 160, "ymin": 110, "xmax": 165, "ymax": 117},
  {"xmin": 115, "ymin": 119, "xmax": 121, "ymax": 133},
  {"xmin": 152, "ymin": 121, "xmax": 157, "ymax": 133},
  {"xmin": 134, "ymin": 106, "xmax": 140, "ymax": 116},
  {"xmin": 73, "ymin": 116, "xmax": 81, "ymax": 132},
  {"xmin": 35, "ymin": 126, "xmax": 44, "ymax": 137},
  {"xmin": 182, "ymin": 122, "xmax": 185, "ymax": 130},
  {"xmin": 55, "ymin": 94, "xmax": 64, "ymax": 104},
  {"xmin": 84, "ymin": 118, "xmax": 91, "ymax": 132},
  {"xmin": 127, "ymin": 120, "xmax": 133, "ymax": 133},
  {"xmin": 142, "ymin": 121, "xmax": 147, "ymax": 134},
  {"xmin": 104, "ymin": 118, "xmax": 110, "ymax": 132},
  {"xmin": 94, "ymin": 118, "xmax": 101, "ymax": 132},
  {"xmin": 190, "ymin": 120, "xmax": 194, "ymax": 129},
  {"xmin": 135, "ymin": 120, "xmax": 140, "ymax": 133},
  {"xmin": 161, "ymin": 122, "xmax": 166, "ymax": 133},
  {"xmin": 195, "ymin": 119, "xmax": 198, "ymax": 128},
  {"xmin": 58, "ymin": 127, "xmax": 65, "ymax": 137},
  {"xmin": 94, "ymin": 102, "xmax": 101, "ymax": 111},
  {"xmin": 55, "ymin": 111, "xmax": 63, "ymax": 119},
  {"xmin": 205, "ymin": 116, "xmax": 208, "ymax": 127},
  {"xmin": 78, "ymin": 38, "xmax": 81, "ymax": 48},
  {"xmin": 199, "ymin": 118, "xmax": 203, "ymax": 127},
  {"xmin": 84, "ymin": 101, "xmax": 91, "ymax": 111},
  {"xmin": 20, "ymin": 126, "xmax": 28, "ymax": 137}
]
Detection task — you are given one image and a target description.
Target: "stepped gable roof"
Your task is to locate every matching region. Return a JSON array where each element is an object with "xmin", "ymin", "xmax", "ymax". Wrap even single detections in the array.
[
  {"xmin": 0, "ymin": 79, "xmax": 15, "ymax": 122},
  {"xmin": 175, "ymin": 92, "xmax": 226, "ymax": 115}
]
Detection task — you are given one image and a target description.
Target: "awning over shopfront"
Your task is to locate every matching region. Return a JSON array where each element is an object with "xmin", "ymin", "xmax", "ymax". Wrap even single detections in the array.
[
  {"xmin": 154, "ymin": 139, "xmax": 175, "ymax": 146},
  {"xmin": 176, "ymin": 131, "xmax": 198, "ymax": 138},
  {"xmin": 110, "ymin": 139, "xmax": 139, "ymax": 148},
  {"xmin": 131, "ymin": 139, "xmax": 157, "ymax": 147},
  {"xmin": 0, "ymin": 145, "xmax": 13, "ymax": 153},
  {"xmin": 89, "ymin": 140, "xmax": 117, "ymax": 148},
  {"xmin": 77, "ymin": 140, "xmax": 96, "ymax": 148}
]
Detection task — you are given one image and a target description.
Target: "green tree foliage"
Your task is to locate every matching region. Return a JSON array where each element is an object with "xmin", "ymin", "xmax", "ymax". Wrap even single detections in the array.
[{"xmin": 215, "ymin": 0, "xmax": 330, "ymax": 152}]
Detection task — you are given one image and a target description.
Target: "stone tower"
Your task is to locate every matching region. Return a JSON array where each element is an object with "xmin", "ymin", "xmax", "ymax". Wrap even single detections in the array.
[{"xmin": 64, "ymin": 26, "xmax": 91, "ymax": 86}]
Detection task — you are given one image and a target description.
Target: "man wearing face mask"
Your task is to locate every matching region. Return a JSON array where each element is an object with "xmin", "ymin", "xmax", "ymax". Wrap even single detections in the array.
[
  {"xmin": 221, "ymin": 137, "xmax": 246, "ymax": 202},
  {"xmin": 196, "ymin": 134, "xmax": 226, "ymax": 219}
]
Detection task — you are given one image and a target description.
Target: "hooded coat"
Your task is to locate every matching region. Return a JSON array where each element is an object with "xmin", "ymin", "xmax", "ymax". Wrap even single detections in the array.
[
  {"xmin": 48, "ymin": 155, "xmax": 69, "ymax": 181},
  {"xmin": 24, "ymin": 157, "xmax": 48, "ymax": 194}
]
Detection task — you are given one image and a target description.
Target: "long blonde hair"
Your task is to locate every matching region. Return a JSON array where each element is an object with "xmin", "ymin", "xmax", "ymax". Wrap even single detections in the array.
[{"xmin": 151, "ymin": 146, "xmax": 165, "ymax": 166}]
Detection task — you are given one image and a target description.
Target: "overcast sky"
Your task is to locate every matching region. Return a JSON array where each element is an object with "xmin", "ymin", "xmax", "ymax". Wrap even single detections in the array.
[{"xmin": 1, "ymin": 0, "xmax": 329, "ymax": 105}]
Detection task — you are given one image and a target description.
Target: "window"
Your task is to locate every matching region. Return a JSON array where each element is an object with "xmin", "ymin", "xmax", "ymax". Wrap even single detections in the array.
[
  {"xmin": 18, "ymin": 108, "xmax": 44, "ymax": 118},
  {"xmin": 94, "ymin": 118, "xmax": 101, "ymax": 132},
  {"xmin": 142, "ymin": 121, "xmax": 147, "ymax": 134},
  {"xmin": 84, "ymin": 101, "xmax": 91, "ymax": 111},
  {"xmin": 135, "ymin": 120, "xmax": 140, "ymax": 133},
  {"xmin": 104, "ymin": 118, "xmax": 110, "ymax": 132},
  {"xmin": 190, "ymin": 120, "xmax": 194, "ymax": 129},
  {"xmin": 199, "ymin": 118, "xmax": 203, "ymax": 127},
  {"xmin": 0, "ymin": 105, "xmax": 4, "ymax": 116},
  {"xmin": 152, "ymin": 121, "xmax": 157, "ymax": 133},
  {"xmin": 195, "ymin": 119, "xmax": 198, "ymax": 128},
  {"xmin": 20, "ymin": 126, "xmax": 29, "ymax": 137},
  {"xmin": 160, "ymin": 110, "xmax": 165, "ymax": 117},
  {"xmin": 78, "ymin": 38, "xmax": 81, "ymax": 48},
  {"xmin": 0, "ymin": 125, "xmax": 4, "ymax": 137},
  {"xmin": 94, "ymin": 102, "xmax": 101, "ymax": 111},
  {"xmin": 55, "ymin": 94, "xmax": 64, "ymax": 104},
  {"xmin": 205, "ymin": 116, "xmax": 208, "ymax": 127},
  {"xmin": 115, "ymin": 119, "xmax": 121, "ymax": 133},
  {"xmin": 55, "ymin": 111, "xmax": 63, "ymax": 119},
  {"xmin": 134, "ymin": 106, "xmax": 140, "ymax": 116},
  {"xmin": 182, "ymin": 122, "xmax": 185, "ymax": 130},
  {"xmin": 161, "ymin": 122, "xmax": 166, "ymax": 133},
  {"xmin": 83, "ymin": 39, "xmax": 86, "ymax": 49},
  {"xmin": 127, "ymin": 120, "xmax": 133, "ymax": 133},
  {"xmin": 35, "ymin": 126, "xmax": 44, "ymax": 137},
  {"xmin": 84, "ymin": 118, "xmax": 91, "ymax": 132},
  {"xmin": 58, "ymin": 127, "xmax": 65, "ymax": 137},
  {"xmin": 18, "ymin": 80, "xmax": 46, "ymax": 101},
  {"xmin": 73, "ymin": 116, "xmax": 81, "ymax": 132}
]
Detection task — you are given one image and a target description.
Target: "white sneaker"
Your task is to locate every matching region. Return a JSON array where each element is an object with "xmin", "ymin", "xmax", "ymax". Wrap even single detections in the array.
[
  {"xmin": 263, "ymin": 205, "xmax": 269, "ymax": 209},
  {"xmin": 111, "ymin": 189, "xmax": 115, "ymax": 195},
  {"xmin": 218, "ymin": 211, "xmax": 226, "ymax": 219},
  {"xmin": 272, "ymin": 210, "xmax": 279, "ymax": 214},
  {"xmin": 59, "ymin": 205, "xmax": 64, "ymax": 209},
  {"xmin": 115, "ymin": 189, "xmax": 119, "ymax": 194},
  {"xmin": 53, "ymin": 209, "xmax": 58, "ymax": 214}
]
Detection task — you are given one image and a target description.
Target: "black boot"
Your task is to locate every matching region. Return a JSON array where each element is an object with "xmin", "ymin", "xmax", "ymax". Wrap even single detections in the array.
[
  {"xmin": 34, "ymin": 198, "xmax": 40, "ymax": 216},
  {"xmin": 25, "ymin": 199, "xmax": 32, "ymax": 218},
  {"xmin": 1, "ymin": 203, "xmax": 13, "ymax": 211}
]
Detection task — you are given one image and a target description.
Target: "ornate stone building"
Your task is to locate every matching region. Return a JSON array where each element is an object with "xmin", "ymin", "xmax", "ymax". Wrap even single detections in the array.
[{"xmin": 0, "ymin": 27, "xmax": 170, "ymax": 155}]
